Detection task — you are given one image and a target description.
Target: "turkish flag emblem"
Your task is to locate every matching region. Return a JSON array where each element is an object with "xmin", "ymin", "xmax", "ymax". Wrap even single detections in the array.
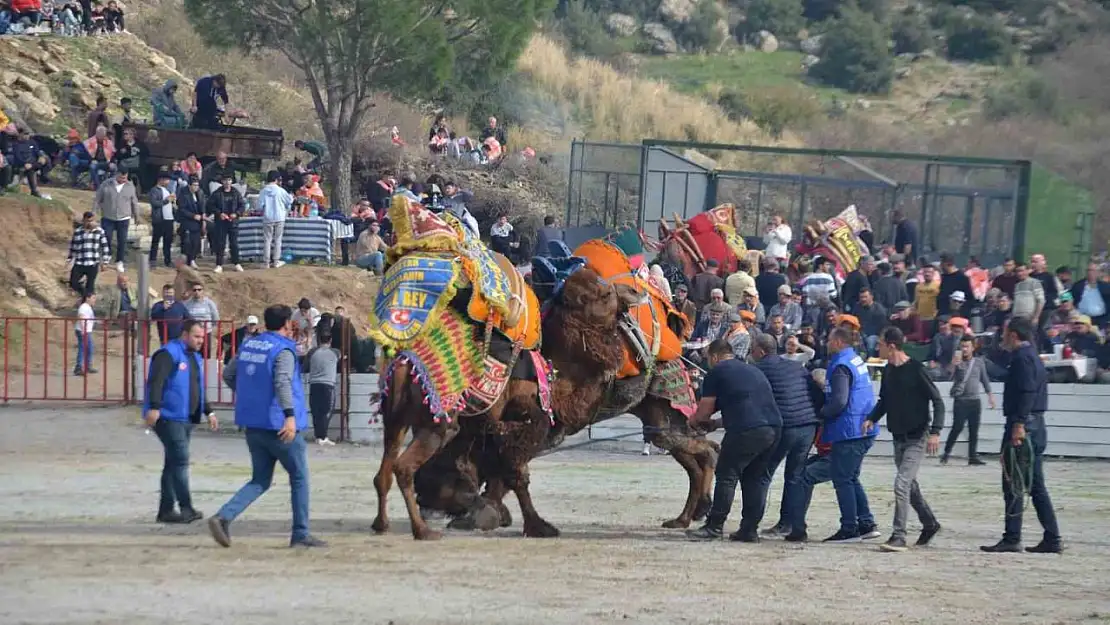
[{"xmin": 389, "ymin": 309, "xmax": 411, "ymax": 324}]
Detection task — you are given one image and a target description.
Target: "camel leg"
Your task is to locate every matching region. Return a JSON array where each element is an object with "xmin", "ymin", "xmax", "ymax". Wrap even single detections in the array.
[
  {"xmin": 394, "ymin": 425, "xmax": 458, "ymax": 540},
  {"xmin": 693, "ymin": 441, "xmax": 719, "ymax": 521},
  {"xmin": 507, "ymin": 463, "xmax": 559, "ymax": 538},
  {"xmin": 484, "ymin": 479, "xmax": 514, "ymax": 527},
  {"xmin": 371, "ymin": 409, "xmax": 410, "ymax": 534}
]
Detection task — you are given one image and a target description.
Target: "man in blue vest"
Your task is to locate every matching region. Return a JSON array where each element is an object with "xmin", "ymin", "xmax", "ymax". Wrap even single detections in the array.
[
  {"xmin": 812, "ymin": 327, "xmax": 880, "ymax": 543},
  {"xmin": 207, "ymin": 304, "xmax": 326, "ymax": 548},
  {"xmin": 143, "ymin": 319, "xmax": 218, "ymax": 523}
]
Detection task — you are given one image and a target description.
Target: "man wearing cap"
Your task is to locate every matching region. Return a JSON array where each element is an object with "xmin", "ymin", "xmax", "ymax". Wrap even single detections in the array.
[
  {"xmin": 206, "ymin": 173, "xmax": 245, "ymax": 273},
  {"xmin": 692, "ymin": 301, "xmax": 730, "ymax": 346},
  {"xmin": 727, "ymin": 309, "xmax": 757, "ymax": 361},
  {"xmin": 769, "ymin": 284, "xmax": 803, "ymax": 331},
  {"xmin": 673, "ymin": 284, "xmax": 698, "ymax": 339},
  {"xmin": 1070, "ymin": 262, "xmax": 1110, "ymax": 329},
  {"xmin": 691, "ymin": 259, "xmax": 725, "ymax": 313},
  {"xmin": 738, "ymin": 286, "xmax": 766, "ymax": 326},
  {"xmin": 939, "ymin": 253, "xmax": 973, "ymax": 318},
  {"xmin": 842, "ymin": 255, "xmax": 875, "ymax": 314},
  {"xmin": 221, "ymin": 314, "xmax": 262, "ymax": 365},
  {"xmin": 94, "ymin": 168, "xmax": 139, "ymax": 273},
  {"xmin": 149, "ymin": 170, "xmax": 177, "ymax": 268},
  {"xmin": 1065, "ymin": 314, "xmax": 1101, "ymax": 359},
  {"xmin": 947, "ymin": 290, "xmax": 968, "ymax": 322}
]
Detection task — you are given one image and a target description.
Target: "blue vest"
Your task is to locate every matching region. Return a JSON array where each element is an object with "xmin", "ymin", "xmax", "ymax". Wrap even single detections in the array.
[
  {"xmin": 143, "ymin": 339, "xmax": 204, "ymax": 423},
  {"xmin": 234, "ymin": 332, "xmax": 308, "ymax": 431},
  {"xmin": 823, "ymin": 347, "xmax": 878, "ymax": 443}
]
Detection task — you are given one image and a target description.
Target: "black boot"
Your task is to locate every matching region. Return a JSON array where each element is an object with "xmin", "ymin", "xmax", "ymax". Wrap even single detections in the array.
[{"xmin": 686, "ymin": 522, "xmax": 723, "ymax": 541}]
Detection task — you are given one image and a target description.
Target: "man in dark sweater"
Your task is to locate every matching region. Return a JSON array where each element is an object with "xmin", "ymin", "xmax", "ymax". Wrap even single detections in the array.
[
  {"xmin": 938, "ymin": 253, "xmax": 973, "ymax": 318},
  {"xmin": 865, "ymin": 326, "xmax": 944, "ymax": 552},
  {"xmin": 690, "ymin": 259, "xmax": 726, "ymax": 312},
  {"xmin": 688, "ymin": 339, "xmax": 783, "ymax": 542},
  {"xmin": 751, "ymin": 334, "xmax": 822, "ymax": 538},
  {"xmin": 855, "ymin": 288, "xmax": 888, "ymax": 356},
  {"xmin": 872, "ymin": 262, "xmax": 909, "ymax": 311},
  {"xmin": 841, "ymin": 255, "xmax": 875, "ymax": 314},
  {"xmin": 755, "ymin": 259, "xmax": 788, "ymax": 313},
  {"xmin": 981, "ymin": 317, "xmax": 1062, "ymax": 554}
]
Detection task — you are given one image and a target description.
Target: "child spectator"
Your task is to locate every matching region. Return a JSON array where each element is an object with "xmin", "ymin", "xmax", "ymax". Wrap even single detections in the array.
[
  {"xmin": 304, "ymin": 327, "xmax": 341, "ymax": 446},
  {"xmin": 102, "ymin": 0, "xmax": 122, "ymax": 32}
]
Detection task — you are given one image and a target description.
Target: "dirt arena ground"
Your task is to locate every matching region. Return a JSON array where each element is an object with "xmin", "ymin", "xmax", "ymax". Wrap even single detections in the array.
[{"xmin": 2, "ymin": 404, "xmax": 1109, "ymax": 625}]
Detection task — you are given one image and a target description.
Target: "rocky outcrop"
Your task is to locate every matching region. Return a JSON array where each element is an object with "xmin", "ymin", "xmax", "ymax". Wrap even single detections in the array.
[
  {"xmin": 755, "ymin": 30, "xmax": 779, "ymax": 53},
  {"xmin": 800, "ymin": 34, "xmax": 824, "ymax": 55},
  {"xmin": 643, "ymin": 23, "xmax": 679, "ymax": 55},
  {"xmin": 605, "ymin": 13, "xmax": 638, "ymax": 37},
  {"xmin": 659, "ymin": 0, "xmax": 695, "ymax": 24}
]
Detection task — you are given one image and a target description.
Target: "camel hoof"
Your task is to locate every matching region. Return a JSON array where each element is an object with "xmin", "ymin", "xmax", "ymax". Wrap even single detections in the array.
[
  {"xmin": 662, "ymin": 517, "xmax": 692, "ymax": 529},
  {"xmin": 371, "ymin": 517, "xmax": 389, "ymax": 534},
  {"xmin": 523, "ymin": 520, "xmax": 560, "ymax": 538},
  {"xmin": 413, "ymin": 527, "xmax": 443, "ymax": 541},
  {"xmin": 446, "ymin": 515, "xmax": 477, "ymax": 531},
  {"xmin": 693, "ymin": 497, "xmax": 712, "ymax": 521},
  {"xmin": 497, "ymin": 504, "xmax": 513, "ymax": 528},
  {"xmin": 472, "ymin": 505, "xmax": 502, "ymax": 532}
]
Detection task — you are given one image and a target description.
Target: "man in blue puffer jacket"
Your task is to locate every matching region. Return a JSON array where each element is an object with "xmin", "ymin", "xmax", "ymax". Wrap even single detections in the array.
[
  {"xmin": 143, "ymin": 319, "xmax": 218, "ymax": 524},
  {"xmin": 811, "ymin": 327, "xmax": 880, "ymax": 543}
]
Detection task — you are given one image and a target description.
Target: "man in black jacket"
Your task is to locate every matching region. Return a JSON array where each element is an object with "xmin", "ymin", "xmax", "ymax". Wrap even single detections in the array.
[
  {"xmin": 206, "ymin": 173, "xmax": 244, "ymax": 273},
  {"xmin": 175, "ymin": 176, "xmax": 205, "ymax": 268},
  {"xmin": 865, "ymin": 326, "xmax": 944, "ymax": 552},
  {"xmin": 148, "ymin": 170, "xmax": 176, "ymax": 267},
  {"xmin": 938, "ymin": 253, "xmax": 973, "ymax": 318},
  {"xmin": 981, "ymin": 317, "xmax": 1062, "ymax": 554},
  {"xmin": 751, "ymin": 334, "xmax": 822, "ymax": 538},
  {"xmin": 841, "ymin": 255, "xmax": 875, "ymax": 314}
]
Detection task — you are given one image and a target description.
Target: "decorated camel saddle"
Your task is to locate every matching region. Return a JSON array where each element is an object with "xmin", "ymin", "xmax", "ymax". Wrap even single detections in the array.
[
  {"xmin": 794, "ymin": 204, "xmax": 871, "ymax": 281},
  {"xmin": 657, "ymin": 203, "xmax": 765, "ymax": 281},
  {"xmin": 369, "ymin": 194, "xmax": 549, "ymax": 420}
]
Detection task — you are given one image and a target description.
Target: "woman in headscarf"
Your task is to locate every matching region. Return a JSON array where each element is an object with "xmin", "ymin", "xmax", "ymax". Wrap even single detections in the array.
[
  {"xmin": 648, "ymin": 264, "xmax": 673, "ymax": 300},
  {"xmin": 151, "ymin": 79, "xmax": 186, "ymax": 128}
]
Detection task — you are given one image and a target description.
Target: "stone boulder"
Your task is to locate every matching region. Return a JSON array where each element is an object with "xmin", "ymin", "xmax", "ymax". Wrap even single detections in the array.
[
  {"xmin": 800, "ymin": 34, "xmax": 824, "ymax": 55},
  {"xmin": 802, "ymin": 54, "xmax": 820, "ymax": 68},
  {"xmin": 643, "ymin": 23, "xmax": 680, "ymax": 55},
  {"xmin": 606, "ymin": 13, "xmax": 638, "ymax": 37},
  {"xmin": 13, "ymin": 91, "xmax": 58, "ymax": 126},
  {"xmin": 659, "ymin": 0, "xmax": 695, "ymax": 24},
  {"xmin": 755, "ymin": 30, "xmax": 779, "ymax": 53}
]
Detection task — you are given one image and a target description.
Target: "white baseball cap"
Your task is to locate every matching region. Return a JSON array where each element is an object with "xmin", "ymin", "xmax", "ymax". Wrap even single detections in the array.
[
  {"xmin": 951, "ymin": 291, "xmax": 966, "ymax": 302},
  {"xmin": 246, "ymin": 315, "xmax": 260, "ymax": 325}
]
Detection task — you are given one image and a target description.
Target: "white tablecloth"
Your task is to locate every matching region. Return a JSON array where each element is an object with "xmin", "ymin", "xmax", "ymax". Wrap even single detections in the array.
[{"xmin": 1044, "ymin": 357, "xmax": 1096, "ymax": 381}]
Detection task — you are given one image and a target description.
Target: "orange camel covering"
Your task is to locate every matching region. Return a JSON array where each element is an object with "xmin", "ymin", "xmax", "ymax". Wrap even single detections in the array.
[{"xmin": 573, "ymin": 238, "xmax": 685, "ymax": 378}]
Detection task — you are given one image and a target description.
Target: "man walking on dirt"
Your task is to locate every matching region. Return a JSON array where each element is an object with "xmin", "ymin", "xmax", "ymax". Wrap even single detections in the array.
[
  {"xmin": 687, "ymin": 339, "xmax": 782, "ymax": 542},
  {"xmin": 981, "ymin": 317, "xmax": 1063, "ymax": 554},
  {"xmin": 864, "ymin": 326, "xmax": 944, "ymax": 552},
  {"xmin": 208, "ymin": 304, "xmax": 325, "ymax": 548}
]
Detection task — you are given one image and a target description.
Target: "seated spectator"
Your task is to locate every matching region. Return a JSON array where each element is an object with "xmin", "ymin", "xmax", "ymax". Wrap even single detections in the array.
[
  {"xmin": 890, "ymin": 300, "xmax": 926, "ymax": 343},
  {"xmin": 103, "ymin": 0, "xmax": 122, "ymax": 31},
  {"xmin": 479, "ymin": 116, "xmax": 508, "ymax": 150},
  {"xmin": 428, "ymin": 127, "xmax": 451, "ymax": 155},
  {"xmin": 489, "ymin": 214, "xmax": 519, "ymax": 261},
  {"xmin": 442, "ymin": 181, "xmax": 479, "ymax": 237},
  {"xmin": 82, "ymin": 126, "xmax": 115, "ymax": 189},
  {"xmin": 764, "ymin": 314, "xmax": 788, "ymax": 353},
  {"xmin": 481, "ymin": 137, "xmax": 502, "ymax": 162},
  {"xmin": 726, "ymin": 310, "xmax": 756, "ymax": 361},
  {"xmin": 11, "ymin": 0, "xmax": 43, "ymax": 28},
  {"xmin": 692, "ymin": 301, "xmax": 730, "ymax": 344},
  {"xmin": 9, "ymin": 126, "xmax": 48, "ymax": 197},
  {"xmin": 782, "ymin": 333, "xmax": 815, "ymax": 366},
  {"xmin": 1066, "ymin": 315, "xmax": 1101, "ymax": 358},
  {"xmin": 701, "ymin": 288, "xmax": 727, "ymax": 318},
  {"xmin": 673, "ymin": 284, "xmax": 698, "ymax": 339},
  {"xmin": 89, "ymin": 1, "xmax": 105, "ymax": 33},
  {"xmin": 390, "ymin": 126, "xmax": 404, "ymax": 147},
  {"xmin": 854, "ymin": 287, "xmax": 888, "ymax": 356},
  {"xmin": 354, "ymin": 220, "xmax": 388, "ymax": 275},
  {"xmin": 984, "ymin": 292, "xmax": 1012, "ymax": 333},
  {"xmin": 151, "ymin": 79, "xmax": 187, "ymax": 128},
  {"xmin": 737, "ymin": 286, "xmax": 766, "ymax": 326},
  {"xmin": 768, "ymin": 284, "xmax": 803, "ymax": 331},
  {"xmin": 60, "ymin": 128, "xmax": 90, "ymax": 187},
  {"xmin": 111, "ymin": 126, "xmax": 146, "ymax": 188},
  {"xmin": 298, "ymin": 174, "xmax": 328, "ymax": 211},
  {"xmin": 57, "ymin": 1, "xmax": 81, "ymax": 36},
  {"xmin": 457, "ymin": 136, "xmax": 482, "ymax": 163},
  {"xmin": 649, "ymin": 264, "xmax": 673, "ymax": 300},
  {"xmin": 362, "ymin": 173, "xmax": 393, "ymax": 212},
  {"xmin": 926, "ymin": 319, "xmax": 961, "ymax": 380},
  {"xmin": 428, "ymin": 113, "xmax": 449, "ymax": 141}
]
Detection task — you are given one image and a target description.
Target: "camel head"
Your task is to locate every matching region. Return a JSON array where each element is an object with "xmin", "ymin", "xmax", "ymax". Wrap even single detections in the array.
[
  {"xmin": 543, "ymin": 267, "xmax": 633, "ymax": 379},
  {"xmin": 558, "ymin": 266, "xmax": 641, "ymax": 326}
]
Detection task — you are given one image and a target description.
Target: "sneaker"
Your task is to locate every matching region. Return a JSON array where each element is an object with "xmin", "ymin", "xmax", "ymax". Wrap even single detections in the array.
[
  {"xmin": 73, "ymin": 366, "xmax": 83, "ymax": 376},
  {"xmin": 980, "ymin": 540, "xmax": 1022, "ymax": 553},
  {"xmin": 290, "ymin": 535, "xmax": 328, "ymax": 548},
  {"xmin": 156, "ymin": 511, "xmax": 186, "ymax": 524},
  {"xmin": 879, "ymin": 536, "xmax": 908, "ymax": 552},
  {"xmin": 189, "ymin": 261, "xmax": 199, "ymax": 269},
  {"xmin": 968, "ymin": 457, "xmax": 986, "ymax": 466},
  {"xmin": 916, "ymin": 524, "xmax": 941, "ymax": 547},
  {"xmin": 858, "ymin": 523, "xmax": 882, "ymax": 540},
  {"xmin": 180, "ymin": 508, "xmax": 204, "ymax": 524},
  {"xmin": 1025, "ymin": 540, "xmax": 1063, "ymax": 554},
  {"xmin": 761, "ymin": 523, "xmax": 789, "ymax": 538},
  {"xmin": 213, "ymin": 265, "xmax": 223, "ymax": 274},
  {"xmin": 822, "ymin": 529, "xmax": 862, "ymax": 544},
  {"xmin": 728, "ymin": 530, "xmax": 760, "ymax": 543},
  {"xmin": 783, "ymin": 531, "xmax": 808, "ymax": 543},
  {"xmin": 686, "ymin": 524, "xmax": 723, "ymax": 541},
  {"xmin": 641, "ymin": 443, "xmax": 651, "ymax": 456},
  {"xmin": 86, "ymin": 368, "xmax": 99, "ymax": 374},
  {"xmin": 317, "ymin": 438, "xmax": 336, "ymax": 446},
  {"xmin": 208, "ymin": 516, "xmax": 232, "ymax": 548},
  {"xmin": 273, "ymin": 260, "xmax": 286, "ymax": 269},
  {"xmin": 234, "ymin": 264, "xmax": 244, "ymax": 272},
  {"xmin": 116, "ymin": 262, "xmax": 125, "ymax": 273},
  {"xmin": 939, "ymin": 454, "xmax": 949, "ymax": 465}
]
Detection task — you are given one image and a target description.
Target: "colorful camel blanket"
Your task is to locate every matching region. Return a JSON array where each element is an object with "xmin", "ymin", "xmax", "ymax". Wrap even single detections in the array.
[
  {"xmin": 646, "ymin": 358, "xmax": 697, "ymax": 418},
  {"xmin": 385, "ymin": 306, "xmax": 485, "ymax": 419},
  {"xmin": 368, "ymin": 253, "xmax": 460, "ymax": 351}
]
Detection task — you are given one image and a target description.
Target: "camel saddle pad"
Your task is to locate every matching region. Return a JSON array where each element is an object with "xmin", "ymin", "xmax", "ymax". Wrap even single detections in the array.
[
  {"xmin": 369, "ymin": 253, "xmax": 459, "ymax": 350},
  {"xmin": 450, "ymin": 218, "xmax": 515, "ymax": 327},
  {"xmin": 646, "ymin": 359, "xmax": 697, "ymax": 418},
  {"xmin": 386, "ymin": 194, "xmax": 461, "ymax": 262},
  {"xmin": 387, "ymin": 305, "xmax": 484, "ymax": 418}
]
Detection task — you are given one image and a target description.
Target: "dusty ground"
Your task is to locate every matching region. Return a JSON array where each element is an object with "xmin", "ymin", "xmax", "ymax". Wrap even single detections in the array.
[{"xmin": 1, "ymin": 405, "xmax": 1109, "ymax": 625}]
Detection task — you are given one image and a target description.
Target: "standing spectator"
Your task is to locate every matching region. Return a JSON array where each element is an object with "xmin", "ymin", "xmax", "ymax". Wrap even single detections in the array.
[
  {"xmin": 855, "ymin": 288, "xmax": 888, "ymax": 356},
  {"xmin": 782, "ymin": 334, "xmax": 816, "ymax": 366},
  {"xmin": 925, "ymin": 319, "xmax": 960, "ymax": 380},
  {"xmin": 83, "ymin": 125, "xmax": 114, "ymax": 188},
  {"xmin": 938, "ymin": 253, "xmax": 973, "ymax": 318},
  {"xmin": 176, "ymin": 176, "xmax": 204, "ymax": 268},
  {"xmin": 865, "ymin": 326, "xmax": 944, "ymax": 553},
  {"xmin": 86, "ymin": 95, "xmax": 109, "ymax": 138},
  {"xmin": 687, "ymin": 339, "xmax": 783, "ymax": 541},
  {"xmin": 363, "ymin": 173, "xmax": 394, "ymax": 212},
  {"xmin": 1011, "ymin": 262, "xmax": 1045, "ymax": 322},
  {"xmin": 805, "ymin": 327, "xmax": 880, "ymax": 543},
  {"xmin": 150, "ymin": 283, "xmax": 190, "ymax": 346},
  {"xmin": 532, "ymin": 215, "xmax": 564, "ymax": 259},
  {"xmin": 148, "ymin": 171, "xmax": 176, "ymax": 268},
  {"xmin": 74, "ymin": 292, "xmax": 97, "ymax": 376},
  {"xmin": 142, "ymin": 320, "xmax": 217, "ymax": 524},
  {"xmin": 1071, "ymin": 262, "xmax": 1110, "ymax": 329},
  {"xmin": 981, "ymin": 317, "xmax": 1061, "ymax": 554},
  {"xmin": 479, "ymin": 116, "xmax": 508, "ymax": 150},
  {"xmin": 105, "ymin": 272, "xmax": 136, "ymax": 327},
  {"xmin": 210, "ymin": 305, "xmax": 325, "ymax": 549},
  {"xmin": 690, "ymin": 259, "xmax": 725, "ymax": 312},
  {"xmin": 912, "ymin": 264, "xmax": 941, "ymax": 334},
  {"xmin": 183, "ymin": 282, "xmax": 219, "ymax": 358},
  {"xmin": 755, "ymin": 259, "xmax": 787, "ymax": 311},
  {"xmin": 220, "ymin": 315, "xmax": 262, "ymax": 365},
  {"xmin": 769, "ymin": 284, "xmax": 804, "ymax": 331},
  {"xmin": 94, "ymin": 168, "xmax": 139, "ymax": 273},
  {"xmin": 991, "ymin": 258, "xmax": 1019, "ymax": 298},
  {"xmin": 114, "ymin": 96, "xmax": 134, "ymax": 135},
  {"xmin": 725, "ymin": 259, "xmax": 756, "ymax": 306},
  {"xmin": 441, "ymin": 181, "xmax": 479, "ymax": 236},
  {"xmin": 802, "ymin": 257, "xmax": 838, "ymax": 305},
  {"xmin": 673, "ymin": 284, "xmax": 698, "ymax": 339},
  {"xmin": 190, "ymin": 74, "xmax": 228, "ymax": 131},
  {"xmin": 1030, "ymin": 254, "xmax": 1061, "ymax": 328},
  {"xmin": 871, "ymin": 262, "xmax": 908, "ymax": 312},
  {"xmin": 753, "ymin": 333, "xmax": 821, "ymax": 538},
  {"xmin": 151, "ymin": 79, "xmax": 187, "ymax": 128},
  {"xmin": 944, "ymin": 335, "xmax": 995, "ymax": 465},
  {"xmin": 841, "ymin": 255, "xmax": 875, "ymax": 314},
  {"xmin": 892, "ymin": 210, "xmax": 919, "ymax": 261},
  {"xmin": 257, "ymin": 170, "xmax": 292, "ymax": 269},
  {"xmin": 292, "ymin": 298, "xmax": 320, "ymax": 358},
  {"xmin": 66, "ymin": 211, "xmax": 109, "ymax": 296},
  {"xmin": 763, "ymin": 215, "xmax": 792, "ymax": 269},
  {"xmin": 207, "ymin": 173, "xmax": 245, "ymax": 273},
  {"xmin": 303, "ymin": 326, "xmax": 341, "ymax": 446},
  {"xmin": 354, "ymin": 220, "xmax": 388, "ymax": 275}
]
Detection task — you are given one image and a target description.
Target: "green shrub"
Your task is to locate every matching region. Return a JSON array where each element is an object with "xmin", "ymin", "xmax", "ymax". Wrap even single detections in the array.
[
  {"xmin": 808, "ymin": 5, "xmax": 894, "ymax": 93},
  {"xmin": 892, "ymin": 12, "xmax": 931, "ymax": 55},
  {"xmin": 803, "ymin": 0, "xmax": 886, "ymax": 22},
  {"xmin": 556, "ymin": 0, "xmax": 627, "ymax": 61},
  {"xmin": 983, "ymin": 73, "xmax": 1061, "ymax": 121},
  {"xmin": 675, "ymin": 0, "xmax": 728, "ymax": 52},
  {"xmin": 744, "ymin": 0, "xmax": 805, "ymax": 39},
  {"xmin": 717, "ymin": 85, "xmax": 823, "ymax": 138},
  {"xmin": 945, "ymin": 15, "xmax": 1016, "ymax": 64}
]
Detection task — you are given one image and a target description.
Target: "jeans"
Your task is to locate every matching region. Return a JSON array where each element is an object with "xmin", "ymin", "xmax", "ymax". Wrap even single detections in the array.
[
  {"xmin": 74, "ymin": 331, "xmax": 93, "ymax": 370},
  {"xmin": 154, "ymin": 419, "xmax": 195, "ymax": 514},
  {"xmin": 760, "ymin": 423, "xmax": 817, "ymax": 531},
  {"xmin": 1002, "ymin": 420, "xmax": 1060, "ymax": 545},
  {"xmin": 149, "ymin": 221, "xmax": 174, "ymax": 266},
  {"xmin": 101, "ymin": 217, "xmax": 129, "ymax": 264},
  {"xmin": 945, "ymin": 399, "xmax": 982, "ymax": 460},
  {"xmin": 355, "ymin": 252, "xmax": 384, "ymax": 274},
  {"xmin": 262, "ymin": 221, "xmax": 285, "ymax": 266},
  {"xmin": 180, "ymin": 228, "xmax": 201, "ymax": 264},
  {"xmin": 217, "ymin": 428, "xmax": 310, "ymax": 541},
  {"xmin": 864, "ymin": 335, "xmax": 879, "ymax": 357},
  {"xmin": 211, "ymin": 221, "xmax": 240, "ymax": 266},
  {"xmin": 829, "ymin": 437, "xmax": 875, "ymax": 534},
  {"xmin": 891, "ymin": 435, "xmax": 938, "ymax": 540},
  {"xmin": 309, "ymin": 383, "xmax": 335, "ymax": 440},
  {"xmin": 707, "ymin": 425, "xmax": 780, "ymax": 533},
  {"xmin": 90, "ymin": 161, "xmax": 109, "ymax": 188},
  {"xmin": 67, "ymin": 154, "xmax": 90, "ymax": 185},
  {"xmin": 69, "ymin": 264, "xmax": 98, "ymax": 297}
]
